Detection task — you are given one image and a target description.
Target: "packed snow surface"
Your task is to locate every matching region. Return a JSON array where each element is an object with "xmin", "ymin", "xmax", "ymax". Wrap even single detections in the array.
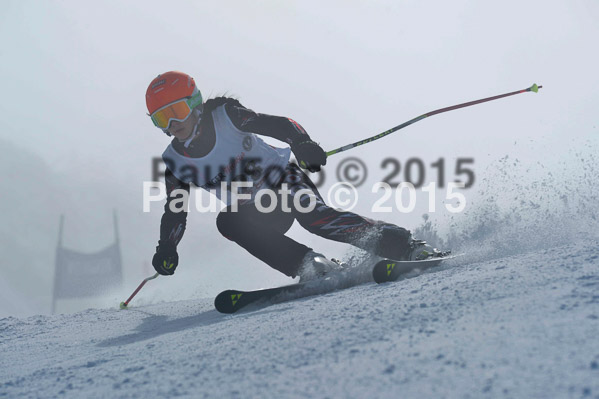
[{"xmin": 2, "ymin": 241, "xmax": 599, "ymax": 399}]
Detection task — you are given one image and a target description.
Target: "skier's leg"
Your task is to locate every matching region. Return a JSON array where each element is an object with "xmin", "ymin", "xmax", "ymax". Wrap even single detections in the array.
[
  {"xmin": 283, "ymin": 164, "xmax": 412, "ymax": 260},
  {"xmin": 216, "ymin": 200, "xmax": 311, "ymax": 277}
]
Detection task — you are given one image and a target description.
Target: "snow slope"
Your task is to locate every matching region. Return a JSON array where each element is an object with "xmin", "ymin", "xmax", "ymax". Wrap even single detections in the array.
[{"xmin": 2, "ymin": 241, "xmax": 599, "ymax": 399}]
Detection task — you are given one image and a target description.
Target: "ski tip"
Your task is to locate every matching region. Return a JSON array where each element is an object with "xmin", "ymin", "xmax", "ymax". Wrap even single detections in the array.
[
  {"xmin": 119, "ymin": 301, "xmax": 128, "ymax": 310},
  {"xmin": 529, "ymin": 83, "xmax": 542, "ymax": 93},
  {"xmin": 214, "ymin": 290, "xmax": 243, "ymax": 314}
]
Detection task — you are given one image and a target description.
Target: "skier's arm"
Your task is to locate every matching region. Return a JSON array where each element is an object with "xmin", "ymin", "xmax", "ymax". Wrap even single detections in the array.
[
  {"xmin": 159, "ymin": 168, "xmax": 189, "ymax": 245},
  {"xmin": 225, "ymin": 103, "xmax": 310, "ymax": 145},
  {"xmin": 225, "ymin": 104, "xmax": 327, "ymax": 172},
  {"xmin": 152, "ymin": 168, "xmax": 189, "ymax": 275}
]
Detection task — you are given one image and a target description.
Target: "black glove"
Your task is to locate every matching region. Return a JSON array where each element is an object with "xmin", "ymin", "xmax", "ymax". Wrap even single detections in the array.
[
  {"xmin": 291, "ymin": 140, "xmax": 327, "ymax": 172},
  {"xmin": 152, "ymin": 240, "xmax": 179, "ymax": 276}
]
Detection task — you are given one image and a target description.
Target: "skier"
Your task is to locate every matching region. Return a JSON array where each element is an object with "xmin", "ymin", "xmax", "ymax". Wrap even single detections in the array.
[{"xmin": 146, "ymin": 71, "xmax": 441, "ymax": 281}]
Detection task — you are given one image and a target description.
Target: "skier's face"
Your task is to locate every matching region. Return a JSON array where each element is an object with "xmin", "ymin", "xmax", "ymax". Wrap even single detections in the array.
[{"xmin": 167, "ymin": 108, "xmax": 200, "ymax": 141}]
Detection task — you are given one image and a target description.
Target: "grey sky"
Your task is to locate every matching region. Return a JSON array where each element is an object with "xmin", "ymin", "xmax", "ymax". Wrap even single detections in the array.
[{"xmin": 2, "ymin": 0, "xmax": 596, "ymax": 169}]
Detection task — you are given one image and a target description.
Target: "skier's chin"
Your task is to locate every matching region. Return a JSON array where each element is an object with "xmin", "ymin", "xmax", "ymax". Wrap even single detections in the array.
[{"xmin": 172, "ymin": 129, "xmax": 192, "ymax": 141}]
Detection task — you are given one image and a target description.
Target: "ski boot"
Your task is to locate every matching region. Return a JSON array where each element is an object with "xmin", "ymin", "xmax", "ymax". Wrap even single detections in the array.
[
  {"xmin": 297, "ymin": 250, "xmax": 345, "ymax": 282},
  {"xmin": 404, "ymin": 239, "xmax": 448, "ymax": 261}
]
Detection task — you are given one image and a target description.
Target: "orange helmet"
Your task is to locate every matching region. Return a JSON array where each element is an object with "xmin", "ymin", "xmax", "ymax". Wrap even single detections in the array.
[{"xmin": 146, "ymin": 71, "xmax": 199, "ymax": 114}]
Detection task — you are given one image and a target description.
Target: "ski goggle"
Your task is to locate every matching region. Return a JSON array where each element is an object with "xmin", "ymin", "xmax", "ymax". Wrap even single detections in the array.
[{"xmin": 149, "ymin": 92, "xmax": 203, "ymax": 129}]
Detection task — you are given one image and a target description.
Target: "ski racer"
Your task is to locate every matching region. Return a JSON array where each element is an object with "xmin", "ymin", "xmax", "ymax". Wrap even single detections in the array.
[{"xmin": 146, "ymin": 71, "xmax": 441, "ymax": 281}]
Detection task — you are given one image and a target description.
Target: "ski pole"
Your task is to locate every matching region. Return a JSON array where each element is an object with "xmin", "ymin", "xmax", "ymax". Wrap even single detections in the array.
[
  {"xmin": 326, "ymin": 83, "xmax": 542, "ymax": 157},
  {"xmin": 119, "ymin": 273, "xmax": 159, "ymax": 309}
]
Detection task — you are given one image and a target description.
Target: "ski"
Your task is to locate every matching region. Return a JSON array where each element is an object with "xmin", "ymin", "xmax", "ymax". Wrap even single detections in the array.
[
  {"xmin": 214, "ymin": 283, "xmax": 307, "ymax": 314},
  {"xmin": 371, "ymin": 255, "xmax": 454, "ymax": 284},
  {"xmin": 215, "ymin": 255, "xmax": 457, "ymax": 313}
]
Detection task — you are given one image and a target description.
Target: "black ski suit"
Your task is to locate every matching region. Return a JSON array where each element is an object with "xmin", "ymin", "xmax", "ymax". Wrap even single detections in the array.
[{"xmin": 158, "ymin": 98, "xmax": 412, "ymax": 277}]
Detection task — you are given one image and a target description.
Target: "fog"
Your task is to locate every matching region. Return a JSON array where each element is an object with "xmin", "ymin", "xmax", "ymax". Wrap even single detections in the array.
[{"xmin": 1, "ymin": 0, "xmax": 597, "ymax": 316}]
